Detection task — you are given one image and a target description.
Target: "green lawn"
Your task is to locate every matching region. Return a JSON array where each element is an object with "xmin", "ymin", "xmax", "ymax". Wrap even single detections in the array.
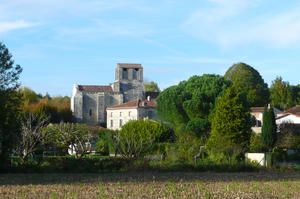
[{"xmin": 1, "ymin": 172, "xmax": 300, "ymax": 198}]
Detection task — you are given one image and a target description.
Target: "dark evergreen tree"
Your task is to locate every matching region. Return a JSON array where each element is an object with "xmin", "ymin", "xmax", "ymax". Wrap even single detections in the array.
[
  {"xmin": 0, "ymin": 42, "xmax": 23, "ymax": 166},
  {"xmin": 224, "ymin": 62, "xmax": 269, "ymax": 107},
  {"xmin": 261, "ymin": 106, "xmax": 277, "ymax": 151},
  {"xmin": 206, "ymin": 86, "xmax": 252, "ymax": 162}
]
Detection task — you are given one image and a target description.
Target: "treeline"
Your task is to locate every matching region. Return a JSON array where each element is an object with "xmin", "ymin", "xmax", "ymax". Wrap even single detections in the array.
[
  {"xmin": 19, "ymin": 87, "xmax": 73, "ymax": 123},
  {"xmin": 156, "ymin": 63, "xmax": 300, "ymax": 163}
]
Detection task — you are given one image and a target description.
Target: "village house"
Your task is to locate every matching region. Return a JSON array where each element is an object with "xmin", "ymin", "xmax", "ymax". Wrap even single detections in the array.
[
  {"xmin": 106, "ymin": 98, "xmax": 156, "ymax": 130},
  {"xmin": 276, "ymin": 105, "xmax": 300, "ymax": 125},
  {"xmin": 250, "ymin": 106, "xmax": 282, "ymax": 134}
]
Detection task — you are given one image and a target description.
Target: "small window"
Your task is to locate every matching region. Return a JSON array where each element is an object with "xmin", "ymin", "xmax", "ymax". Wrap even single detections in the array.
[
  {"xmin": 122, "ymin": 68, "xmax": 128, "ymax": 80},
  {"xmin": 120, "ymin": 119, "xmax": 123, "ymax": 127},
  {"xmin": 110, "ymin": 120, "xmax": 113, "ymax": 127},
  {"xmin": 120, "ymin": 112, "xmax": 122, "ymax": 117},
  {"xmin": 89, "ymin": 109, "xmax": 92, "ymax": 116},
  {"xmin": 128, "ymin": 111, "xmax": 131, "ymax": 117},
  {"xmin": 133, "ymin": 68, "xmax": 137, "ymax": 80},
  {"xmin": 110, "ymin": 112, "xmax": 113, "ymax": 117}
]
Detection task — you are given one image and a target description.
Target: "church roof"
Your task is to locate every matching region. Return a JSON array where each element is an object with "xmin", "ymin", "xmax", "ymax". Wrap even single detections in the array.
[
  {"xmin": 117, "ymin": 63, "xmax": 142, "ymax": 69},
  {"xmin": 107, "ymin": 99, "xmax": 155, "ymax": 110},
  {"xmin": 78, "ymin": 85, "xmax": 113, "ymax": 92}
]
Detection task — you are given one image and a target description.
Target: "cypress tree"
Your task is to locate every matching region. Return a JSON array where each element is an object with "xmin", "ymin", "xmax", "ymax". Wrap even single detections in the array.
[
  {"xmin": 261, "ymin": 106, "xmax": 277, "ymax": 151},
  {"xmin": 206, "ymin": 86, "xmax": 252, "ymax": 161}
]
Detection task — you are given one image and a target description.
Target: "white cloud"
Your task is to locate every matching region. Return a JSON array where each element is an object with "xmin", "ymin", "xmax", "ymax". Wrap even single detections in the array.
[
  {"xmin": 183, "ymin": 0, "xmax": 300, "ymax": 49},
  {"xmin": 0, "ymin": 20, "xmax": 37, "ymax": 34}
]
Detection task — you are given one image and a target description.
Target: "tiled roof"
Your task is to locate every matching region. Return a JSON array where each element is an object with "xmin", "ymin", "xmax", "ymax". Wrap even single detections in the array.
[
  {"xmin": 78, "ymin": 85, "xmax": 113, "ymax": 92},
  {"xmin": 250, "ymin": 107, "xmax": 265, "ymax": 113},
  {"xmin": 284, "ymin": 105, "xmax": 300, "ymax": 114},
  {"xmin": 107, "ymin": 99, "xmax": 155, "ymax": 110},
  {"xmin": 276, "ymin": 113, "xmax": 300, "ymax": 119},
  {"xmin": 117, "ymin": 63, "xmax": 142, "ymax": 69}
]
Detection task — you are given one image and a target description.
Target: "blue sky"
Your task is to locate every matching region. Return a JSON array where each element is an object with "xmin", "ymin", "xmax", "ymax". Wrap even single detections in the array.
[{"xmin": 1, "ymin": 0, "xmax": 300, "ymax": 96}]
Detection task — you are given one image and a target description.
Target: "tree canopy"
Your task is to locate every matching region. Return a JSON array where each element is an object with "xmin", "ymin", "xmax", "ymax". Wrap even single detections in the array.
[
  {"xmin": 269, "ymin": 76, "xmax": 300, "ymax": 110},
  {"xmin": 0, "ymin": 42, "xmax": 23, "ymax": 166},
  {"xmin": 157, "ymin": 74, "xmax": 231, "ymax": 136},
  {"xmin": 144, "ymin": 81, "xmax": 160, "ymax": 92},
  {"xmin": 224, "ymin": 62, "xmax": 269, "ymax": 107}
]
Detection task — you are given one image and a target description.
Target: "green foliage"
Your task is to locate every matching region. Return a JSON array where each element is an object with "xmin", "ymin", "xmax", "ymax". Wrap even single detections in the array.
[
  {"xmin": 249, "ymin": 133, "xmax": 267, "ymax": 152},
  {"xmin": 157, "ymin": 74, "xmax": 231, "ymax": 134},
  {"xmin": 269, "ymin": 76, "xmax": 299, "ymax": 110},
  {"xmin": 206, "ymin": 86, "xmax": 252, "ymax": 162},
  {"xmin": 115, "ymin": 120, "xmax": 169, "ymax": 158},
  {"xmin": 44, "ymin": 123, "xmax": 94, "ymax": 158},
  {"xmin": 96, "ymin": 139, "xmax": 109, "ymax": 156},
  {"xmin": 97, "ymin": 129, "xmax": 117, "ymax": 155},
  {"xmin": 186, "ymin": 118, "xmax": 210, "ymax": 138},
  {"xmin": 224, "ymin": 62, "xmax": 269, "ymax": 107},
  {"xmin": 19, "ymin": 87, "xmax": 41, "ymax": 105},
  {"xmin": 144, "ymin": 81, "xmax": 160, "ymax": 92},
  {"xmin": 23, "ymin": 101, "xmax": 73, "ymax": 123},
  {"xmin": 276, "ymin": 123, "xmax": 300, "ymax": 150},
  {"xmin": 261, "ymin": 107, "xmax": 277, "ymax": 151},
  {"xmin": 0, "ymin": 42, "xmax": 23, "ymax": 166}
]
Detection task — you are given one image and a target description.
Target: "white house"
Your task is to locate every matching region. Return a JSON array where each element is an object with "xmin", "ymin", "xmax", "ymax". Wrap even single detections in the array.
[
  {"xmin": 250, "ymin": 106, "xmax": 282, "ymax": 134},
  {"xmin": 276, "ymin": 105, "xmax": 300, "ymax": 125},
  {"xmin": 106, "ymin": 99, "xmax": 156, "ymax": 130}
]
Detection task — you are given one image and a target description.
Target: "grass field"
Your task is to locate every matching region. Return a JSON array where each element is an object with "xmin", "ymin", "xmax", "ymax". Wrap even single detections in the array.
[{"xmin": 1, "ymin": 172, "xmax": 300, "ymax": 199}]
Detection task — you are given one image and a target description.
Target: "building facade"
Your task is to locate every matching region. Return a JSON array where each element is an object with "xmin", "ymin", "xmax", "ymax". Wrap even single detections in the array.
[
  {"xmin": 106, "ymin": 99, "xmax": 156, "ymax": 130},
  {"xmin": 71, "ymin": 63, "xmax": 145, "ymax": 125}
]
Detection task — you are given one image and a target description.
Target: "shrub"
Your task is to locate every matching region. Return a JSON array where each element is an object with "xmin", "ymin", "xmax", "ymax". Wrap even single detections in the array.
[{"xmin": 115, "ymin": 120, "xmax": 168, "ymax": 159}]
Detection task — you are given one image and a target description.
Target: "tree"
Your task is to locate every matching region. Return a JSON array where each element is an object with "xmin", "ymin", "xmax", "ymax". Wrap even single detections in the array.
[
  {"xmin": 144, "ymin": 81, "xmax": 160, "ymax": 92},
  {"xmin": 269, "ymin": 77, "xmax": 300, "ymax": 110},
  {"xmin": 18, "ymin": 113, "xmax": 49, "ymax": 161},
  {"xmin": 19, "ymin": 87, "xmax": 41, "ymax": 105},
  {"xmin": 269, "ymin": 77, "xmax": 294, "ymax": 110},
  {"xmin": 224, "ymin": 62, "xmax": 269, "ymax": 107},
  {"xmin": 115, "ymin": 120, "xmax": 168, "ymax": 158},
  {"xmin": 206, "ymin": 86, "xmax": 252, "ymax": 163},
  {"xmin": 44, "ymin": 123, "xmax": 93, "ymax": 158},
  {"xmin": 261, "ymin": 107, "xmax": 277, "ymax": 151},
  {"xmin": 0, "ymin": 42, "xmax": 23, "ymax": 166},
  {"xmin": 157, "ymin": 74, "xmax": 231, "ymax": 136}
]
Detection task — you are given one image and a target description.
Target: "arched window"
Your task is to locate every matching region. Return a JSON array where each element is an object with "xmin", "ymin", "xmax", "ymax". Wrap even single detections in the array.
[{"xmin": 89, "ymin": 109, "xmax": 92, "ymax": 116}]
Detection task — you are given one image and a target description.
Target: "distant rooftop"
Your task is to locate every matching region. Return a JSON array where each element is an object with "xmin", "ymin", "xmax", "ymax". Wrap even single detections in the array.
[
  {"xmin": 78, "ymin": 85, "xmax": 112, "ymax": 92},
  {"xmin": 107, "ymin": 99, "xmax": 155, "ymax": 110},
  {"xmin": 117, "ymin": 63, "xmax": 142, "ymax": 69}
]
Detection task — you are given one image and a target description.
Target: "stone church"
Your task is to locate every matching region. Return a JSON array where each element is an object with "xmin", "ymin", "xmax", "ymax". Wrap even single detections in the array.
[{"xmin": 71, "ymin": 63, "xmax": 147, "ymax": 125}]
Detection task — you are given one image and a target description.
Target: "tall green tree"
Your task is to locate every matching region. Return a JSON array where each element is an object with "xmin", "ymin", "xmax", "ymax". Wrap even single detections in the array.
[
  {"xmin": 206, "ymin": 86, "xmax": 252, "ymax": 162},
  {"xmin": 144, "ymin": 81, "xmax": 160, "ymax": 92},
  {"xmin": 157, "ymin": 74, "xmax": 231, "ymax": 137},
  {"xmin": 0, "ymin": 42, "xmax": 23, "ymax": 166},
  {"xmin": 224, "ymin": 62, "xmax": 269, "ymax": 107},
  {"xmin": 261, "ymin": 107, "xmax": 277, "ymax": 151},
  {"xmin": 269, "ymin": 77, "xmax": 294, "ymax": 110}
]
